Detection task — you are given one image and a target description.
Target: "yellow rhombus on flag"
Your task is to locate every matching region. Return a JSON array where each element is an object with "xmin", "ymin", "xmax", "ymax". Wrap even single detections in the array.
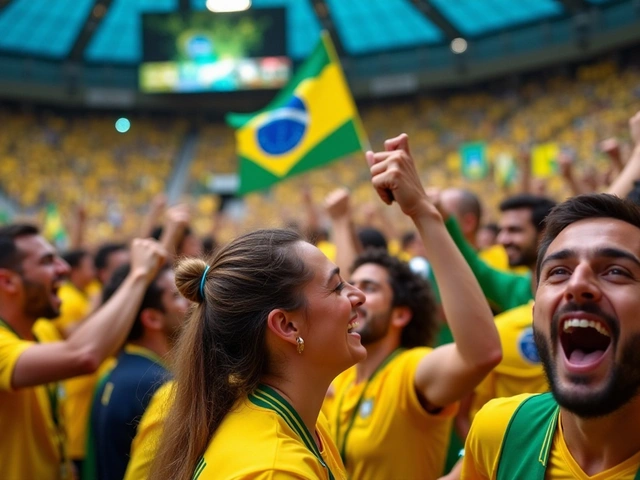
[{"xmin": 226, "ymin": 31, "xmax": 368, "ymax": 194}]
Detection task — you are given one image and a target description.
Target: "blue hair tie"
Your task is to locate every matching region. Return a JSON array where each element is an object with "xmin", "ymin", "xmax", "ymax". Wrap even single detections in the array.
[{"xmin": 199, "ymin": 265, "xmax": 210, "ymax": 301}]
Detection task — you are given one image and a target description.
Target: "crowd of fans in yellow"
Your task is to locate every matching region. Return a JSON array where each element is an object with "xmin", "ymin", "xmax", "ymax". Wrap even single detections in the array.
[{"xmin": 1, "ymin": 60, "xmax": 639, "ymax": 246}]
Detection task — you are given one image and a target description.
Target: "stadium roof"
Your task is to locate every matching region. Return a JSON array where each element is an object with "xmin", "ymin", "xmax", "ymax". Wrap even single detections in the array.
[{"xmin": 0, "ymin": 0, "xmax": 621, "ymax": 63}]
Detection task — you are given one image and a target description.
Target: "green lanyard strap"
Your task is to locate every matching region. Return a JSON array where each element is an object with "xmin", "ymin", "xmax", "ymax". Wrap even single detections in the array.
[
  {"xmin": 334, "ymin": 348, "xmax": 405, "ymax": 465},
  {"xmin": 249, "ymin": 384, "xmax": 336, "ymax": 480}
]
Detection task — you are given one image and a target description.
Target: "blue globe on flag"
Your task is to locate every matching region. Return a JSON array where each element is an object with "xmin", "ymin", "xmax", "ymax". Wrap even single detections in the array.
[{"xmin": 257, "ymin": 96, "xmax": 309, "ymax": 156}]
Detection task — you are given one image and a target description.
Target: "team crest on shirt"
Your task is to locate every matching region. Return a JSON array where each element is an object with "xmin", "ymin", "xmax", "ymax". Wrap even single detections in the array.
[
  {"xmin": 518, "ymin": 327, "xmax": 541, "ymax": 364},
  {"xmin": 359, "ymin": 398, "xmax": 374, "ymax": 418}
]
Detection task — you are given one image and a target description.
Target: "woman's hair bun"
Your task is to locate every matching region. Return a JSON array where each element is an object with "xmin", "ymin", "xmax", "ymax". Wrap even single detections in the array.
[{"xmin": 174, "ymin": 257, "xmax": 210, "ymax": 303}]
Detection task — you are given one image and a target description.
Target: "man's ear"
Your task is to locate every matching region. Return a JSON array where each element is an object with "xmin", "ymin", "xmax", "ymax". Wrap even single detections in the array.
[
  {"xmin": 0, "ymin": 268, "xmax": 20, "ymax": 294},
  {"xmin": 391, "ymin": 306, "xmax": 412, "ymax": 329},
  {"xmin": 266, "ymin": 308, "xmax": 301, "ymax": 348},
  {"xmin": 139, "ymin": 308, "xmax": 163, "ymax": 333}
]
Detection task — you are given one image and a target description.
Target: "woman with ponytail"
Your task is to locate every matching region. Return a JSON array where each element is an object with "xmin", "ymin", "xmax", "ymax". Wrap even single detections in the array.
[{"xmin": 150, "ymin": 229, "xmax": 366, "ymax": 480}]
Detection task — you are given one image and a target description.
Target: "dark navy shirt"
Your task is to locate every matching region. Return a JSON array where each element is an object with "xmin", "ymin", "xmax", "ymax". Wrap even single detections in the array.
[{"xmin": 90, "ymin": 345, "xmax": 169, "ymax": 480}]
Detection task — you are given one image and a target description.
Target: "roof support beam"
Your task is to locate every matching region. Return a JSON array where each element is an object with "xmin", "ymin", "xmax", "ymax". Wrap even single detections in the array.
[
  {"xmin": 67, "ymin": 0, "xmax": 114, "ymax": 61},
  {"xmin": 410, "ymin": 0, "xmax": 462, "ymax": 40}
]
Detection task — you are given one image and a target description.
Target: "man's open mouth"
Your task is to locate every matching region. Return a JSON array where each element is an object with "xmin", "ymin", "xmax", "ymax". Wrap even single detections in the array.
[{"xmin": 560, "ymin": 317, "xmax": 612, "ymax": 366}]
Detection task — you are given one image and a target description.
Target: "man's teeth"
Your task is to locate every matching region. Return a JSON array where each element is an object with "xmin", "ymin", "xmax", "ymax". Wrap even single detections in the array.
[
  {"xmin": 348, "ymin": 320, "xmax": 359, "ymax": 331},
  {"xmin": 562, "ymin": 318, "xmax": 610, "ymax": 337}
]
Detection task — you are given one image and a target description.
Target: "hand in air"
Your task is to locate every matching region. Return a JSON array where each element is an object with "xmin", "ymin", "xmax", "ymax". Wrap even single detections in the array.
[
  {"xmin": 324, "ymin": 188, "xmax": 352, "ymax": 221},
  {"xmin": 366, "ymin": 133, "xmax": 431, "ymax": 218}
]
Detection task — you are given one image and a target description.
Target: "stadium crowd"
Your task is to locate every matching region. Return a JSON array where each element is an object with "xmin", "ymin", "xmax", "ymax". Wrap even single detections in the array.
[{"xmin": 2, "ymin": 58, "xmax": 640, "ymax": 480}]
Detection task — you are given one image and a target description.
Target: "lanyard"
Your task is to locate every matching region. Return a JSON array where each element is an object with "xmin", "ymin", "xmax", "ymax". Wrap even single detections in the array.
[
  {"xmin": 249, "ymin": 384, "xmax": 335, "ymax": 480},
  {"xmin": 0, "ymin": 318, "xmax": 69, "ymax": 479},
  {"xmin": 334, "ymin": 348, "xmax": 405, "ymax": 464}
]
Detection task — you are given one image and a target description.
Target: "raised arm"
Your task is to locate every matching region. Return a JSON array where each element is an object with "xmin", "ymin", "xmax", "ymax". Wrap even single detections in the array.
[
  {"xmin": 159, "ymin": 203, "xmax": 191, "ymax": 259},
  {"xmin": 11, "ymin": 238, "xmax": 166, "ymax": 389},
  {"xmin": 323, "ymin": 188, "xmax": 362, "ymax": 276},
  {"xmin": 607, "ymin": 111, "xmax": 640, "ymax": 198},
  {"xmin": 367, "ymin": 134, "xmax": 501, "ymax": 408},
  {"xmin": 139, "ymin": 194, "xmax": 167, "ymax": 239}
]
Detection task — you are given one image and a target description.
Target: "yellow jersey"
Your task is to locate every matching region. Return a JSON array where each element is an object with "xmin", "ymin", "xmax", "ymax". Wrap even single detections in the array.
[
  {"xmin": 325, "ymin": 348, "xmax": 457, "ymax": 480},
  {"xmin": 470, "ymin": 301, "xmax": 548, "ymax": 419},
  {"xmin": 195, "ymin": 385, "xmax": 345, "ymax": 479},
  {"xmin": 52, "ymin": 281, "xmax": 98, "ymax": 460},
  {"xmin": 479, "ymin": 245, "xmax": 530, "ymax": 275},
  {"xmin": 124, "ymin": 381, "xmax": 175, "ymax": 480},
  {"xmin": 52, "ymin": 282, "xmax": 91, "ymax": 333},
  {"xmin": 0, "ymin": 319, "xmax": 72, "ymax": 480},
  {"xmin": 462, "ymin": 394, "xmax": 640, "ymax": 479}
]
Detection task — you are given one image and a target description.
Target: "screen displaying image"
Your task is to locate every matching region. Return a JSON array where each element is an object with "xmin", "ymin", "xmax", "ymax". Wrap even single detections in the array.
[{"xmin": 140, "ymin": 8, "xmax": 290, "ymax": 93}]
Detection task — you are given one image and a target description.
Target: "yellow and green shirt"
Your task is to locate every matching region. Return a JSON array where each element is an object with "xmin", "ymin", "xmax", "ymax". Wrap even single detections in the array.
[
  {"xmin": 463, "ymin": 394, "xmax": 640, "ymax": 479},
  {"xmin": 325, "ymin": 348, "xmax": 457, "ymax": 480},
  {"xmin": 0, "ymin": 319, "xmax": 72, "ymax": 480},
  {"xmin": 195, "ymin": 385, "xmax": 345, "ymax": 479}
]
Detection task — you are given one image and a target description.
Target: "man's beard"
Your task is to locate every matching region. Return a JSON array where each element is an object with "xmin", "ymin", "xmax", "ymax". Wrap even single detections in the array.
[
  {"xmin": 507, "ymin": 243, "xmax": 538, "ymax": 268},
  {"xmin": 357, "ymin": 307, "xmax": 393, "ymax": 346},
  {"xmin": 534, "ymin": 303, "xmax": 640, "ymax": 418},
  {"xmin": 22, "ymin": 278, "xmax": 59, "ymax": 319}
]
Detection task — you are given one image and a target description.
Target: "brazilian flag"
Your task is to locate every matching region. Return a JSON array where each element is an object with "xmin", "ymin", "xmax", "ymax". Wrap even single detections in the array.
[
  {"xmin": 226, "ymin": 32, "xmax": 368, "ymax": 195},
  {"xmin": 43, "ymin": 203, "xmax": 68, "ymax": 249},
  {"xmin": 460, "ymin": 142, "xmax": 488, "ymax": 181}
]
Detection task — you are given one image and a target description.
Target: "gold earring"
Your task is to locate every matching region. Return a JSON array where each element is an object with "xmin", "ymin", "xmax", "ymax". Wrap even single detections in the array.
[{"xmin": 296, "ymin": 336, "xmax": 305, "ymax": 354}]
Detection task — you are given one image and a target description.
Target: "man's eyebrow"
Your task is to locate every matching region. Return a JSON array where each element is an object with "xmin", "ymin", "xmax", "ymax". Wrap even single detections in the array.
[
  {"xmin": 540, "ymin": 249, "xmax": 576, "ymax": 270},
  {"xmin": 351, "ymin": 279, "xmax": 381, "ymax": 288},
  {"xmin": 39, "ymin": 252, "xmax": 55, "ymax": 263},
  {"xmin": 540, "ymin": 247, "xmax": 640, "ymax": 270},
  {"xmin": 594, "ymin": 247, "xmax": 640, "ymax": 268}
]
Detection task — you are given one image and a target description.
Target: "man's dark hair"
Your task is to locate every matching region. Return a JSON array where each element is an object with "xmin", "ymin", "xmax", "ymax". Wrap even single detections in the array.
[
  {"xmin": 458, "ymin": 189, "xmax": 483, "ymax": 222},
  {"xmin": 351, "ymin": 249, "xmax": 438, "ymax": 349},
  {"xmin": 400, "ymin": 231, "xmax": 417, "ymax": 250},
  {"xmin": 499, "ymin": 194, "xmax": 557, "ymax": 233},
  {"xmin": 102, "ymin": 263, "xmax": 170, "ymax": 342},
  {"xmin": 358, "ymin": 227, "xmax": 388, "ymax": 251},
  {"xmin": 94, "ymin": 243, "xmax": 127, "ymax": 271},
  {"xmin": 536, "ymin": 194, "xmax": 640, "ymax": 281},
  {"xmin": 0, "ymin": 224, "xmax": 40, "ymax": 271},
  {"xmin": 62, "ymin": 249, "xmax": 91, "ymax": 269}
]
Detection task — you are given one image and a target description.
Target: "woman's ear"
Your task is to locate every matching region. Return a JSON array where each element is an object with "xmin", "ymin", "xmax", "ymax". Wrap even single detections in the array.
[{"xmin": 266, "ymin": 308, "xmax": 300, "ymax": 348}]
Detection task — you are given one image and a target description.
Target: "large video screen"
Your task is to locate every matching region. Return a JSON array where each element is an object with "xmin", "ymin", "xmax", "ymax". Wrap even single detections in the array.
[{"xmin": 140, "ymin": 8, "xmax": 290, "ymax": 94}]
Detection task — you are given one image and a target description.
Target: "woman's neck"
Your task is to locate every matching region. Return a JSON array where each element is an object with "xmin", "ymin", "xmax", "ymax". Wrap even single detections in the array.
[{"xmin": 261, "ymin": 370, "xmax": 332, "ymax": 449}]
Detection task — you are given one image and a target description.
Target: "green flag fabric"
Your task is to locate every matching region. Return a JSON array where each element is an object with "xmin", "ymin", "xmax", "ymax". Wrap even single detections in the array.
[{"xmin": 226, "ymin": 32, "xmax": 367, "ymax": 195}]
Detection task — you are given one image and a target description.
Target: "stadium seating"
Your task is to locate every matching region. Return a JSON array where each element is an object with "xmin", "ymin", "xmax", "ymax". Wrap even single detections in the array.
[{"xmin": 0, "ymin": 61, "xmax": 638, "ymax": 245}]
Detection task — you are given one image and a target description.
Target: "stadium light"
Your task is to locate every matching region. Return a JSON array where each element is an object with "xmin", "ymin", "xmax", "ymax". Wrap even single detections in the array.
[
  {"xmin": 450, "ymin": 38, "xmax": 468, "ymax": 54},
  {"xmin": 206, "ymin": 0, "xmax": 251, "ymax": 12}
]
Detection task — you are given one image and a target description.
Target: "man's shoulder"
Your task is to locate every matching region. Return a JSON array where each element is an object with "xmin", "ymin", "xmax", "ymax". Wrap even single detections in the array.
[{"xmin": 472, "ymin": 393, "xmax": 537, "ymax": 437}]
